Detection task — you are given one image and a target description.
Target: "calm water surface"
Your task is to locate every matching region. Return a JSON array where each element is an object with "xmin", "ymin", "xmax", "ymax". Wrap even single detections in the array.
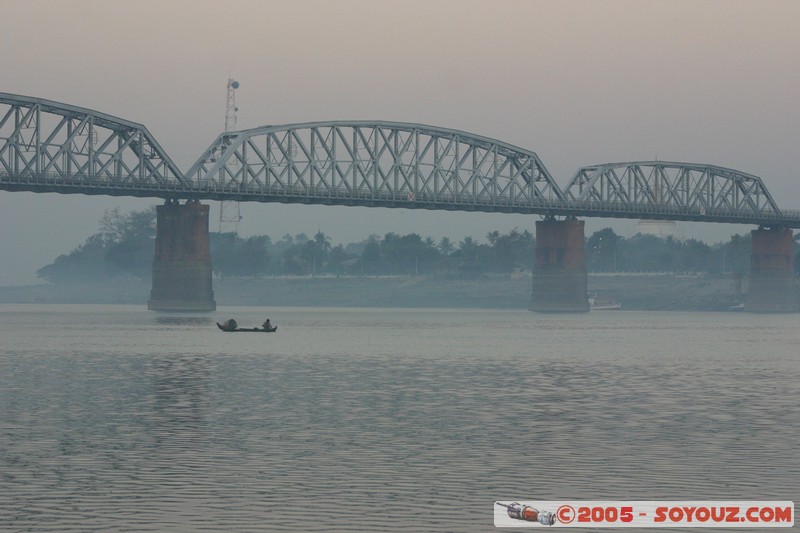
[{"xmin": 0, "ymin": 304, "xmax": 797, "ymax": 531}]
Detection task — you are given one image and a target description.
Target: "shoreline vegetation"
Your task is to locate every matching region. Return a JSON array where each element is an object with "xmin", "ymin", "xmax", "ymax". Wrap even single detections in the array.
[
  {"xmin": 10, "ymin": 208, "xmax": 799, "ymax": 311},
  {"xmin": 2, "ymin": 273, "xmax": 796, "ymax": 311}
]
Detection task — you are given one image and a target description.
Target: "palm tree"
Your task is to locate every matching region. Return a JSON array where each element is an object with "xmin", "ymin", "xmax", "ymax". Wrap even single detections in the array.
[
  {"xmin": 310, "ymin": 231, "xmax": 332, "ymax": 274},
  {"xmin": 438, "ymin": 236, "xmax": 454, "ymax": 256},
  {"xmin": 459, "ymin": 236, "xmax": 477, "ymax": 254},
  {"xmin": 314, "ymin": 230, "xmax": 332, "ymax": 254}
]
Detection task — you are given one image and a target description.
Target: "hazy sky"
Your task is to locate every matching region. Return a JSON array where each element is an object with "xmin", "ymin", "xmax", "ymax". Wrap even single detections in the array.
[{"xmin": 2, "ymin": 0, "xmax": 799, "ymax": 285}]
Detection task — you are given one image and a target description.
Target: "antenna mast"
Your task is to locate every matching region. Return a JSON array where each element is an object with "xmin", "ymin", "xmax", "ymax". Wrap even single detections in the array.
[{"xmin": 218, "ymin": 77, "xmax": 242, "ymax": 234}]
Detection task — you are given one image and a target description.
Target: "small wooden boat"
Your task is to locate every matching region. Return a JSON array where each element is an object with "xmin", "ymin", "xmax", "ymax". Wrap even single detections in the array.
[
  {"xmin": 217, "ymin": 323, "xmax": 277, "ymax": 332},
  {"xmin": 217, "ymin": 319, "xmax": 277, "ymax": 332}
]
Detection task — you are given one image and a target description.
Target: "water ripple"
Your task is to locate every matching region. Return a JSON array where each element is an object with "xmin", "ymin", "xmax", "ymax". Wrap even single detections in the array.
[{"xmin": 0, "ymin": 306, "xmax": 797, "ymax": 531}]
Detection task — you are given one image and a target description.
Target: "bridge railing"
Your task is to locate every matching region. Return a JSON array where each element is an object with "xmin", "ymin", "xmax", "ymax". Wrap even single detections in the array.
[
  {"xmin": 562, "ymin": 198, "xmax": 800, "ymax": 226},
  {"xmin": 0, "ymin": 170, "xmax": 189, "ymax": 196},
  {"xmin": 3, "ymin": 170, "xmax": 800, "ymax": 227}
]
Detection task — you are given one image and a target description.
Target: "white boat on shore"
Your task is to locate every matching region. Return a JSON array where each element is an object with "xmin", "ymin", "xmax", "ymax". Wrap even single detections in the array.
[{"xmin": 588, "ymin": 294, "xmax": 622, "ymax": 310}]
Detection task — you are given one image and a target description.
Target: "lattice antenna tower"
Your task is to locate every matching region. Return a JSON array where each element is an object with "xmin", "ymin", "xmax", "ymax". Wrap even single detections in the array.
[{"xmin": 218, "ymin": 77, "xmax": 242, "ymax": 234}]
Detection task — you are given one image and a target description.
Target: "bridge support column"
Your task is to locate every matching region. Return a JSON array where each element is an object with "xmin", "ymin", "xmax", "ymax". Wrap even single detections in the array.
[
  {"xmin": 529, "ymin": 218, "xmax": 589, "ymax": 312},
  {"xmin": 746, "ymin": 227, "xmax": 797, "ymax": 312},
  {"xmin": 148, "ymin": 200, "xmax": 216, "ymax": 312}
]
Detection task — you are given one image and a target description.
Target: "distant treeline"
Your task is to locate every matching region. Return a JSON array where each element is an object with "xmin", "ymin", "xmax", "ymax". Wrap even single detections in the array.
[{"xmin": 36, "ymin": 207, "xmax": 800, "ymax": 283}]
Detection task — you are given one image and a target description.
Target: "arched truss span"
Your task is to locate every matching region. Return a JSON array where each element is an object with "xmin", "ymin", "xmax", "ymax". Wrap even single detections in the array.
[
  {"xmin": 0, "ymin": 92, "xmax": 186, "ymax": 196},
  {"xmin": 186, "ymin": 121, "xmax": 566, "ymax": 211},
  {"xmin": 564, "ymin": 161, "xmax": 783, "ymax": 218},
  {"xmin": 2, "ymin": 93, "xmax": 799, "ymax": 227}
]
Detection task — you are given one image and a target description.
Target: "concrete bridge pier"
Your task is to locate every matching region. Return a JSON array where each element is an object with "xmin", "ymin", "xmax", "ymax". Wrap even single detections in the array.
[
  {"xmin": 148, "ymin": 200, "xmax": 216, "ymax": 312},
  {"xmin": 747, "ymin": 226, "xmax": 798, "ymax": 312},
  {"xmin": 529, "ymin": 218, "xmax": 589, "ymax": 312}
]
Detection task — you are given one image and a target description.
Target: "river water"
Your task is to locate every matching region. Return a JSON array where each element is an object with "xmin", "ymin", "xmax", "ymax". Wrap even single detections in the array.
[{"xmin": 0, "ymin": 304, "xmax": 797, "ymax": 531}]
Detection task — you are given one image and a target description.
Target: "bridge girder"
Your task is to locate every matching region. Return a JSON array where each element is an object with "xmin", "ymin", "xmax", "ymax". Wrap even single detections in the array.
[
  {"xmin": 563, "ymin": 161, "xmax": 796, "ymax": 225},
  {"xmin": 185, "ymin": 121, "xmax": 566, "ymax": 210},
  {"xmin": 1, "ymin": 93, "xmax": 799, "ymax": 227},
  {"xmin": 0, "ymin": 92, "xmax": 187, "ymax": 195}
]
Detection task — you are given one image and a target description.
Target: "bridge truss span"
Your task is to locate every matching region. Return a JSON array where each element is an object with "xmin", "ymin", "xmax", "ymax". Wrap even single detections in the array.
[
  {"xmin": 185, "ymin": 121, "xmax": 566, "ymax": 211},
  {"xmin": 0, "ymin": 92, "xmax": 187, "ymax": 197},
  {"xmin": 2, "ymin": 92, "xmax": 799, "ymax": 227},
  {"xmin": 563, "ymin": 161, "xmax": 799, "ymax": 226}
]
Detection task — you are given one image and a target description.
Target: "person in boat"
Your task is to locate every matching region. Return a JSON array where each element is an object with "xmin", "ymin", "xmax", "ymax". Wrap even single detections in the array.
[{"xmin": 262, "ymin": 319, "xmax": 272, "ymax": 331}]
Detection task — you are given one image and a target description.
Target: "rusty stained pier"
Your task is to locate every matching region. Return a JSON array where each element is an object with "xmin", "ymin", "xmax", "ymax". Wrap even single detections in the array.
[
  {"xmin": 147, "ymin": 200, "xmax": 215, "ymax": 312},
  {"xmin": 528, "ymin": 218, "xmax": 798, "ymax": 313}
]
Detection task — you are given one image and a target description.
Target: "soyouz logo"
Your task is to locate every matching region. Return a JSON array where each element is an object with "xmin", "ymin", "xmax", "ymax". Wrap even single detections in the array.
[
  {"xmin": 495, "ymin": 502, "xmax": 556, "ymax": 525},
  {"xmin": 494, "ymin": 501, "xmax": 794, "ymax": 528}
]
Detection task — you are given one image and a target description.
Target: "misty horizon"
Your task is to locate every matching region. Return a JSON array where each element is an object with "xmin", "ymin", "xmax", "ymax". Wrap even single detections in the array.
[{"xmin": 2, "ymin": 0, "xmax": 799, "ymax": 285}]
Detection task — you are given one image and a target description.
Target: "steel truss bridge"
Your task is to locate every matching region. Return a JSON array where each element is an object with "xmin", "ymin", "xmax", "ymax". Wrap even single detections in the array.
[{"xmin": 2, "ymin": 92, "xmax": 799, "ymax": 228}]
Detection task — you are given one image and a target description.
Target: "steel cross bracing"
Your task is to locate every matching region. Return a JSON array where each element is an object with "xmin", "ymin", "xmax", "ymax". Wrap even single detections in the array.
[
  {"xmin": 1, "ymin": 93, "xmax": 800, "ymax": 227},
  {"xmin": 563, "ymin": 162, "xmax": 800, "ymax": 226},
  {"xmin": 185, "ymin": 121, "xmax": 566, "ymax": 212},
  {"xmin": 0, "ymin": 93, "xmax": 187, "ymax": 198}
]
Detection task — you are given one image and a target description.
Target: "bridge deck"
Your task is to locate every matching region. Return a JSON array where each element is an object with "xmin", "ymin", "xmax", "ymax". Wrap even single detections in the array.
[
  {"xmin": 2, "ymin": 171, "xmax": 799, "ymax": 227},
  {"xmin": 2, "ymin": 93, "xmax": 799, "ymax": 228}
]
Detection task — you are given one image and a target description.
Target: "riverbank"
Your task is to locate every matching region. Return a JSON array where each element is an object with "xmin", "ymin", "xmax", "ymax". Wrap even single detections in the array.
[{"xmin": 2, "ymin": 273, "xmax": 793, "ymax": 311}]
